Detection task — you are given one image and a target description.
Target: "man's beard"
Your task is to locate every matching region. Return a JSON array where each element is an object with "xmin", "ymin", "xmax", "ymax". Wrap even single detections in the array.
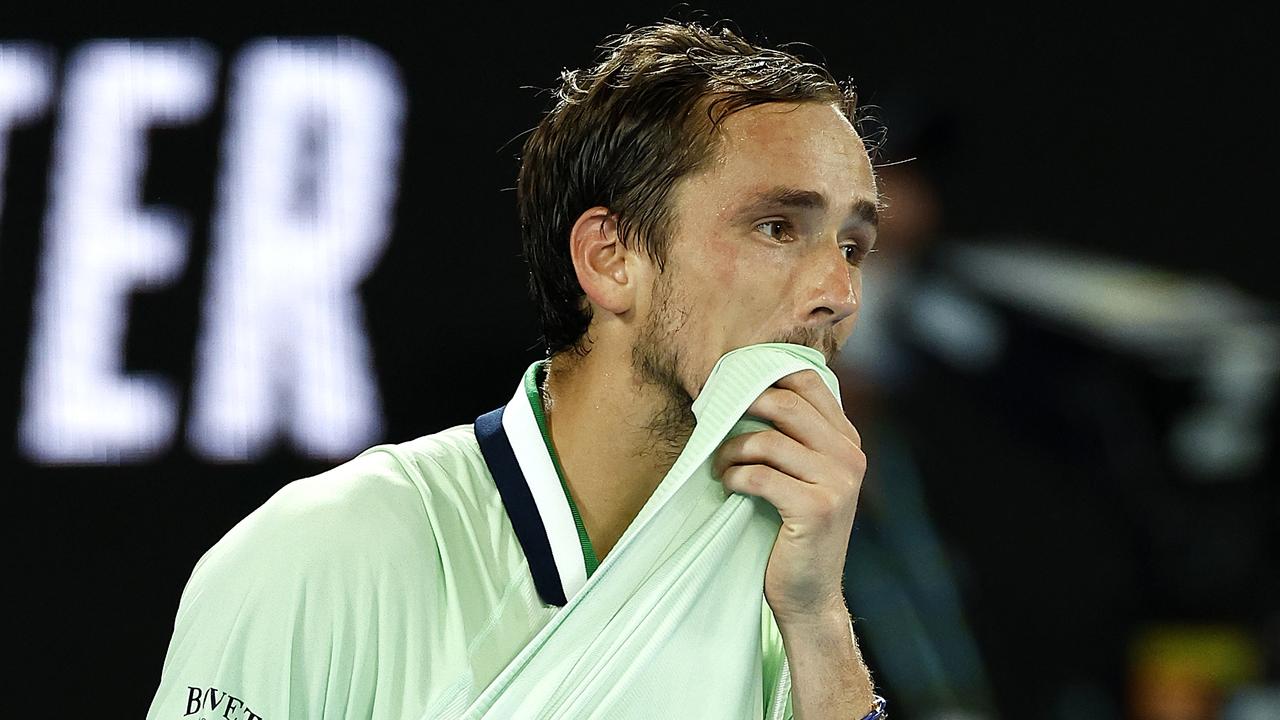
[
  {"xmin": 630, "ymin": 267, "xmax": 697, "ymax": 465},
  {"xmin": 628, "ymin": 267, "xmax": 841, "ymax": 462}
]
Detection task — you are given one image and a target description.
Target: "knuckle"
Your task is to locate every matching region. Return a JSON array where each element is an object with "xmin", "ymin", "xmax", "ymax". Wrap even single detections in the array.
[
  {"xmin": 744, "ymin": 465, "xmax": 771, "ymax": 490},
  {"xmin": 848, "ymin": 446, "xmax": 867, "ymax": 473},
  {"xmin": 722, "ymin": 465, "xmax": 743, "ymax": 488},
  {"xmin": 779, "ymin": 390, "xmax": 801, "ymax": 412},
  {"xmin": 721, "ymin": 434, "xmax": 745, "ymax": 457},
  {"xmin": 847, "ymin": 423, "xmax": 863, "ymax": 445},
  {"xmin": 757, "ymin": 388, "xmax": 778, "ymax": 410},
  {"xmin": 812, "ymin": 492, "xmax": 839, "ymax": 521},
  {"xmin": 740, "ymin": 431, "xmax": 768, "ymax": 458},
  {"xmin": 750, "ymin": 391, "xmax": 772, "ymax": 415}
]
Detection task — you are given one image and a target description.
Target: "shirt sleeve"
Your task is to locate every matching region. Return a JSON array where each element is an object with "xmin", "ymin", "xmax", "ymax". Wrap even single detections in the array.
[
  {"xmin": 761, "ymin": 603, "xmax": 795, "ymax": 720},
  {"xmin": 145, "ymin": 448, "xmax": 455, "ymax": 720}
]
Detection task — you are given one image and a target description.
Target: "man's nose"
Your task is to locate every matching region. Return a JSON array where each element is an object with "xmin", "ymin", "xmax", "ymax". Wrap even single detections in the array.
[{"xmin": 805, "ymin": 242, "xmax": 857, "ymax": 325}]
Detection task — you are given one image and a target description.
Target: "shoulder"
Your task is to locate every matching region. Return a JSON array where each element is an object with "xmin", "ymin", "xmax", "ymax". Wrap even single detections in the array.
[
  {"xmin": 274, "ymin": 422, "xmax": 488, "ymax": 531},
  {"xmin": 187, "ymin": 424, "xmax": 497, "ymax": 597},
  {"xmin": 156, "ymin": 425, "xmax": 501, "ymax": 719}
]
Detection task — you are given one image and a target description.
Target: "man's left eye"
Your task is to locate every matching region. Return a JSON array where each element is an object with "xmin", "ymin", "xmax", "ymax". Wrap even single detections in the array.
[{"xmin": 841, "ymin": 243, "xmax": 876, "ymax": 265}]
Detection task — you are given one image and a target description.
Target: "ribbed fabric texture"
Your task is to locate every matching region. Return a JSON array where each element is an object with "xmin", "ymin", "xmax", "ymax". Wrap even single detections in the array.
[{"xmin": 457, "ymin": 343, "xmax": 837, "ymax": 720}]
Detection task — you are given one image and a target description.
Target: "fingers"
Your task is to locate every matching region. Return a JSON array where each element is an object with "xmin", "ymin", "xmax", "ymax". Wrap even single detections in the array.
[
  {"xmin": 714, "ymin": 429, "xmax": 866, "ymax": 494},
  {"xmin": 713, "ymin": 429, "xmax": 821, "ymax": 485},
  {"xmin": 748, "ymin": 372, "xmax": 861, "ymax": 452},
  {"xmin": 773, "ymin": 370, "xmax": 860, "ymax": 448},
  {"xmin": 719, "ymin": 463, "xmax": 843, "ymax": 525}
]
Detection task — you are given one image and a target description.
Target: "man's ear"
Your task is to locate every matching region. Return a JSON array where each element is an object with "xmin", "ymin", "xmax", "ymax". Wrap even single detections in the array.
[{"xmin": 569, "ymin": 206, "xmax": 636, "ymax": 316}]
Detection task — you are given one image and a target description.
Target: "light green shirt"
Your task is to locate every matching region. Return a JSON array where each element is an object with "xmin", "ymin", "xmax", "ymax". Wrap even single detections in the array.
[{"xmin": 148, "ymin": 350, "xmax": 805, "ymax": 719}]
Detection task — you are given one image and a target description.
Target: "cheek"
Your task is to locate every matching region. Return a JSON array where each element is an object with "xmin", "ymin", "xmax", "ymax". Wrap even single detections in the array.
[
  {"xmin": 686, "ymin": 237, "xmax": 741, "ymax": 308},
  {"xmin": 667, "ymin": 245, "xmax": 734, "ymax": 359},
  {"xmin": 716, "ymin": 249, "xmax": 785, "ymax": 338},
  {"xmin": 711, "ymin": 240, "xmax": 740, "ymax": 285},
  {"xmin": 711, "ymin": 247, "xmax": 755, "ymax": 324},
  {"xmin": 716, "ymin": 264, "xmax": 735, "ymax": 289},
  {"xmin": 684, "ymin": 234, "xmax": 780, "ymax": 335}
]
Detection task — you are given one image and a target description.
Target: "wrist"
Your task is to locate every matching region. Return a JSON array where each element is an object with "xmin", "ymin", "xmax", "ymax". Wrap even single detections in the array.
[
  {"xmin": 773, "ymin": 598, "xmax": 850, "ymax": 634},
  {"xmin": 775, "ymin": 600, "xmax": 879, "ymax": 717}
]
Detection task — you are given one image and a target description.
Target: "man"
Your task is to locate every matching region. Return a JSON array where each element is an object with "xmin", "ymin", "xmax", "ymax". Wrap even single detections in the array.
[{"xmin": 149, "ymin": 21, "xmax": 885, "ymax": 720}]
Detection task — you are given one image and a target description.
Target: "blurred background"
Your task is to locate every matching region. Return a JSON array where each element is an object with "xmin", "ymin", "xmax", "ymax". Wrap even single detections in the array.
[{"xmin": 2, "ymin": 3, "xmax": 1275, "ymax": 718}]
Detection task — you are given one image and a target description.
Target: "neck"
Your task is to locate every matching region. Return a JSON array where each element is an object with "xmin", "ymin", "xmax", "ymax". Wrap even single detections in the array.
[{"xmin": 540, "ymin": 343, "xmax": 695, "ymax": 561}]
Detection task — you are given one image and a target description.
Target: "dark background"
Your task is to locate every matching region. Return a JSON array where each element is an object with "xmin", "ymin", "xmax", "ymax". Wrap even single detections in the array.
[{"xmin": 3, "ymin": 3, "xmax": 1276, "ymax": 718}]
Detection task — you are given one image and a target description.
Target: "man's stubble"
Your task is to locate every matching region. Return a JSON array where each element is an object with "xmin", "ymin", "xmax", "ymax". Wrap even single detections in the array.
[
  {"xmin": 628, "ymin": 256, "xmax": 845, "ymax": 466},
  {"xmin": 630, "ymin": 262, "xmax": 698, "ymax": 466}
]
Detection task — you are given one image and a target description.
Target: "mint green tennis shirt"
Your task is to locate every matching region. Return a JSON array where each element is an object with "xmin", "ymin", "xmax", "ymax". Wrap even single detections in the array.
[{"xmin": 147, "ymin": 359, "xmax": 793, "ymax": 719}]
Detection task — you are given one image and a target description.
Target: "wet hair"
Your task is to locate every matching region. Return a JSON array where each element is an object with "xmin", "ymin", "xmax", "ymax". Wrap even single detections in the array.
[{"xmin": 518, "ymin": 20, "xmax": 860, "ymax": 356}]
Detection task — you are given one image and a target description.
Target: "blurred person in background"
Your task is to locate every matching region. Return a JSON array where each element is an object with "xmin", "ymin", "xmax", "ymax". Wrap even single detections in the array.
[{"xmin": 836, "ymin": 91, "xmax": 1279, "ymax": 720}]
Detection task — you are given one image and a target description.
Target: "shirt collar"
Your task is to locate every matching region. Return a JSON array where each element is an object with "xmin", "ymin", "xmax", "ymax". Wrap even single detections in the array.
[{"xmin": 474, "ymin": 361, "xmax": 590, "ymax": 606}]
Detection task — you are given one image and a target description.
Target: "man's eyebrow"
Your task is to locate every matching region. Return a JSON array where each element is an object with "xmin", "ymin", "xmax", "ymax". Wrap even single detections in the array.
[{"xmin": 737, "ymin": 186, "xmax": 880, "ymax": 228}]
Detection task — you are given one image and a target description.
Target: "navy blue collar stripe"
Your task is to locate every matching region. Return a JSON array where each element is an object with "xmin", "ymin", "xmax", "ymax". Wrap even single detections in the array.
[{"xmin": 474, "ymin": 405, "xmax": 567, "ymax": 607}]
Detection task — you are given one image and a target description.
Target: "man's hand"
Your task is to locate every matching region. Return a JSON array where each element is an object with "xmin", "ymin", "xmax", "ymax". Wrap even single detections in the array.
[
  {"xmin": 712, "ymin": 368, "xmax": 877, "ymax": 718},
  {"xmin": 711, "ymin": 368, "xmax": 865, "ymax": 623}
]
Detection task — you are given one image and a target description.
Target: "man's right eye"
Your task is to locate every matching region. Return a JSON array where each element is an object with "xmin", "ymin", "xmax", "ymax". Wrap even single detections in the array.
[{"xmin": 755, "ymin": 220, "xmax": 792, "ymax": 242}]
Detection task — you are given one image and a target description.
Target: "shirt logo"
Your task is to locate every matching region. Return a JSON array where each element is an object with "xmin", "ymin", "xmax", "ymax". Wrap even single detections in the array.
[{"xmin": 184, "ymin": 686, "xmax": 263, "ymax": 720}]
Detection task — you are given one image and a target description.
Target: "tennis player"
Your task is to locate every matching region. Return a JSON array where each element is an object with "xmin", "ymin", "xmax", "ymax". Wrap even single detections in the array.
[{"xmin": 149, "ymin": 21, "xmax": 886, "ymax": 720}]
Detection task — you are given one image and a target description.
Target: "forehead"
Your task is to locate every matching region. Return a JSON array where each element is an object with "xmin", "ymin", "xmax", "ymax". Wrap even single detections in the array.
[{"xmin": 696, "ymin": 101, "xmax": 878, "ymax": 205}]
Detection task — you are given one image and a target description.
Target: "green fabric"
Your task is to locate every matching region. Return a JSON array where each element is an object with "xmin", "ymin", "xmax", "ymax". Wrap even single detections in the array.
[
  {"xmin": 464, "ymin": 343, "xmax": 835, "ymax": 719},
  {"xmin": 145, "ymin": 343, "xmax": 827, "ymax": 720},
  {"xmin": 147, "ymin": 430, "xmax": 560, "ymax": 720},
  {"xmin": 525, "ymin": 360, "xmax": 599, "ymax": 577}
]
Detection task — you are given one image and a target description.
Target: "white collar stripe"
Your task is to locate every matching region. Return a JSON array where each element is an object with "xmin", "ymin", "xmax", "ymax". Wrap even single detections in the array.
[{"xmin": 501, "ymin": 382, "xmax": 589, "ymax": 603}]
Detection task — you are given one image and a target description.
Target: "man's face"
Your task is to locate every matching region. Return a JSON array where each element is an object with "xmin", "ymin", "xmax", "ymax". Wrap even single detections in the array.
[{"xmin": 632, "ymin": 101, "xmax": 879, "ymax": 402}]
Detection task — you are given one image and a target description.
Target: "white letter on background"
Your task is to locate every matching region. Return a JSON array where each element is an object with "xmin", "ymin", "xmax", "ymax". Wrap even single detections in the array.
[
  {"xmin": 189, "ymin": 38, "xmax": 405, "ymax": 461},
  {"xmin": 20, "ymin": 40, "xmax": 217, "ymax": 463}
]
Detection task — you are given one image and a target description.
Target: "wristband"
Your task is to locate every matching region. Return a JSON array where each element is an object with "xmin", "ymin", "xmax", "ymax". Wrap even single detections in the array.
[{"xmin": 858, "ymin": 695, "xmax": 887, "ymax": 720}]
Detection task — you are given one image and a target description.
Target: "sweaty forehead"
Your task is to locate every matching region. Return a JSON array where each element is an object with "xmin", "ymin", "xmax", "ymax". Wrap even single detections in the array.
[
  {"xmin": 720, "ymin": 101, "xmax": 858, "ymax": 144},
  {"xmin": 705, "ymin": 102, "xmax": 875, "ymax": 196}
]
